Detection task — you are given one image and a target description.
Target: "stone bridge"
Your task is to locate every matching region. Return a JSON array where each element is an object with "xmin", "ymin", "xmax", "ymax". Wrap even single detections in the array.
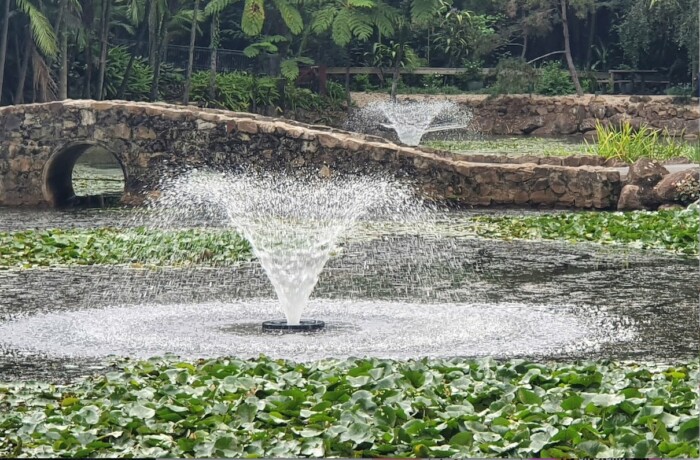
[{"xmin": 0, "ymin": 100, "xmax": 621, "ymax": 208}]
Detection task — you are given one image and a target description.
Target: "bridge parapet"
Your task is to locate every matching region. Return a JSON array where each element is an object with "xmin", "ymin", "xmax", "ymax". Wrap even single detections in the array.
[{"xmin": 0, "ymin": 100, "xmax": 621, "ymax": 208}]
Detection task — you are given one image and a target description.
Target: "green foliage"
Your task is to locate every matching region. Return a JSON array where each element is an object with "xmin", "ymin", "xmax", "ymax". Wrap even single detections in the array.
[
  {"xmin": 0, "ymin": 228, "xmax": 251, "ymax": 269},
  {"xmin": 104, "ymin": 46, "xmax": 153, "ymax": 101},
  {"xmin": 103, "ymin": 46, "xmax": 183, "ymax": 101},
  {"xmin": 534, "ymin": 61, "xmax": 575, "ymax": 96},
  {"xmin": 0, "ymin": 357, "xmax": 697, "ymax": 457},
  {"xmin": 490, "ymin": 57, "xmax": 536, "ymax": 95},
  {"xmin": 665, "ymin": 84, "xmax": 693, "ymax": 97},
  {"xmin": 587, "ymin": 121, "xmax": 693, "ymax": 163},
  {"xmin": 325, "ymin": 80, "xmax": 348, "ymax": 109},
  {"xmin": 351, "ymin": 74, "xmax": 377, "ymax": 91},
  {"xmin": 189, "ymin": 71, "xmax": 280, "ymax": 112},
  {"xmin": 471, "ymin": 210, "xmax": 699, "ymax": 256},
  {"xmin": 371, "ymin": 42, "xmax": 421, "ymax": 70}
]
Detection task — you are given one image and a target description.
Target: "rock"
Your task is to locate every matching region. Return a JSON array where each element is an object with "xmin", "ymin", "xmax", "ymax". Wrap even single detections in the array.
[
  {"xmin": 626, "ymin": 158, "xmax": 668, "ymax": 187},
  {"xmin": 617, "ymin": 185, "xmax": 644, "ymax": 210},
  {"xmin": 653, "ymin": 168, "xmax": 700, "ymax": 202}
]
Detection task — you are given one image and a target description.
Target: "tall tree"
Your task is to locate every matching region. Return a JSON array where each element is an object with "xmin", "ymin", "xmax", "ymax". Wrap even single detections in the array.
[
  {"xmin": 560, "ymin": 0, "xmax": 582, "ymax": 95},
  {"xmin": 96, "ymin": 0, "xmax": 113, "ymax": 99}
]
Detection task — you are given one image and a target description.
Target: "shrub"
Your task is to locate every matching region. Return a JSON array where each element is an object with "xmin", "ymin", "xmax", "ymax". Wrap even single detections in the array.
[
  {"xmin": 534, "ymin": 61, "xmax": 576, "ymax": 96},
  {"xmin": 189, "ymin": 71, "xmax": 280, "ymax": 112},
  {"xmin": 490, "ymin": 57, "xmax": 537, "ymax": 94},
  {"xmin": 351, "ymin": 74, "xmax": 376, "ymax": 92},
  {"xmin": 104, "ymin": 46, "xmax": 183, "ymax": 101},
  {"xmin": 104, "ymin": 46, "xmax": 153, "ymax": 101}
]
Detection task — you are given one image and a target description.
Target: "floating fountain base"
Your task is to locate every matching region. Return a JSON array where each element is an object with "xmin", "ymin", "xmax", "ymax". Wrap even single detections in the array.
[{"xmin": 262, "ymin": 319, "xmax": 325, "ymax": 332}]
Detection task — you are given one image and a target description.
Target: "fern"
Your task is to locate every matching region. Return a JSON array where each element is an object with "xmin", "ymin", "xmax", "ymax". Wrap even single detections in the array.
[
  {"xmin": 348, "ymin": 0, "xmax": 375, "ymax": 7},
  {"xmin": 348, "ymin": 13, "xmax": 373, "ymax": 40},
  {"xmin": 311, "ymin": 7, "xmax": 336, "ymax": 33},
  {"xmin": 331, "ymin": 9, "xmax": 353, "ymax": 45},
  {"xmin": 242, "ymin": 0, "xmax": 266, "ymax": 35},
  {"xmin": 411, "ymin": 0, "xmax": 439, "ymax": 23},
  {"xmin": 272, "ymin": 0, "xmax": 304, "ymax": 34},
  {"xmin": 204, "ymin": 0, "xmax": 240, "ymax": 16}
]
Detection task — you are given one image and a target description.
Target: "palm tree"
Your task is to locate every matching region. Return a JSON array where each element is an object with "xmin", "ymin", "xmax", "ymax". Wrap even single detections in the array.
[{"xmin": 0, "ymin": 0, "xmax": 58, "ymax": 104}]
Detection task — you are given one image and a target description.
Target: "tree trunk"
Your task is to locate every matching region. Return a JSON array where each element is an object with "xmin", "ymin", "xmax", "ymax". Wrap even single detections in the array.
[
  {"xmin": 585, "ymin": 9, "xmax": 596, "ymax": 69},
  {"xmin": 521, "ymin": 32, "xmax": 527, "ymax": 59},
  {"xmin": 84, "ymin": 38, "xmax": 93, "ymax": 98},
  {"xmin": 56, "ymin": 0, "xmax": 69, "ymax": 99},
  {"xmin": 14, "ymin": 28, "xmax": 32, "ymax": 104},
  {"xmin": 560, "ymin": 0, "xmax": 583, "ymax": 96},
  {"xmin": 148, "ymin": 2, "xmax": 159, "ymax": 68},
  {"xmin": 390, "ymin": 41, "xmax": 404, "ymax": 102},
  {"xmin": 150, "ymin": 21, "xmax": 167, "ymax": 102},
  {"xmin": 208, "ymin": 13, "xmax": 219, "ymax": 101},
  {"xmin": 0, "ymin": 0, "xmax": 10, "ymax": 104},
  {"xmin": 58, "ymin": 27, "xmax": 68, "ymax": 99},
  {"xmin": 117, "ymin": 14, "xmax": 149, "ymax": 99},
  {"xmin": 183, "ymin": 0, "xmax": 200, "ymax": 105},
  {"xmin": 96, "ymin": 0, "xmax": 112, "ymax": 100}
]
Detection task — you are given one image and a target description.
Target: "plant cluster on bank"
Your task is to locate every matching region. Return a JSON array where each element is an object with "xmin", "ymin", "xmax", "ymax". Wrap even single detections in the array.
[
  {"xmin": 0, "ymin": 357, "xmax": 697, "ymax": 458},
  {"xmin": 470, "ymin": 210, "xmax": 699, "ymax": 256},
  {"xmin": 0, "ymin": 228, "xmax": 251, "ymax": 269},
  {"xmin": 586, "ymin": 122, "xmax": 700, "ymax": 164}
]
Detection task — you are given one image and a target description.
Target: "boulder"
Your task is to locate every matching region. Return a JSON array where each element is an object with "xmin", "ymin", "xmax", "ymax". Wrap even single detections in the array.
[
  {"xmin": 617, "ymin": 185, "xmax": 644, "ymax": 210},
  {"xmin": 617, "ymin": 183, "xmax": 662, "ymax": 210},
  {"xmin": 653, "ymin": 168, "xmax": 700, "ymax": 202},
  {"xmin": 626, "ymin": 158, "xmax": 668, "ymax": 187}
]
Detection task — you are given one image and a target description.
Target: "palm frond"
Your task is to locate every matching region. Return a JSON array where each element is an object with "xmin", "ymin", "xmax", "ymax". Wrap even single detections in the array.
[
  {"xmin": 32, "ymin": 45, "xmax": 57, "ymax": 101},
  {"xmin": 16, "ymin": 0, "xmax": 58, "ymax": 57}
]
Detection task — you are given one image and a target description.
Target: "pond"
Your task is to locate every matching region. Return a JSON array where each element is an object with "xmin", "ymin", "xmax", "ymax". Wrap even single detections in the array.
[{"xmin": 0, "ymin": 207, "xmax": 697, "ymax": 383}]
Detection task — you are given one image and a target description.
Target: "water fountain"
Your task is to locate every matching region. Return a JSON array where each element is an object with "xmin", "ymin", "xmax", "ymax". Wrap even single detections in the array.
[
  {"xmin": 151, "ymin": 171, "xmax": 424, "ymax": 332},
  {"xmin": 350, "ymin": 100, "xmax": 473, "ymax": 146}
]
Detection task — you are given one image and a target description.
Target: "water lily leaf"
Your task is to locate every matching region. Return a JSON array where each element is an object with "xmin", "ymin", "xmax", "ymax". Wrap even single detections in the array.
[
  {"xmin": 517, "ymin": 388, "xmax": 542, "ymax": 405},
  {"xmin": 448, "ymin": 431, "xmax": 473, "ymax": 446},
  {"xmin": 75, "ymin": 406, "xmax": 101, "ymax": 425},
  {"xmin": 561, "ymin": 394, "xmax": 584, "ymax": 410},
  {"xmin": 340, "ymin": 422, "xmax": 373, "ymax": 445},
  {"xmin": 678, "ymin": 418, "xmax": 699, "ymax": 441},
  {"xmin": 126, "ymin": 404, "xmax": 155, "ymax": 419}
]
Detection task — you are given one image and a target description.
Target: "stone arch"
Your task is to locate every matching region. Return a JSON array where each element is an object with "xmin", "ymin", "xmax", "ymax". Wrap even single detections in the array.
[{"xmin": 42, "ymin": 141, "xmax": 127, "ymax": 207}]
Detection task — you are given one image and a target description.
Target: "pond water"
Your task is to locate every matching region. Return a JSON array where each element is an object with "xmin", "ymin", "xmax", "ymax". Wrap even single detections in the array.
[{"xmin": 0, "ymin": 208, "xmax": 697, "ymax": 382}]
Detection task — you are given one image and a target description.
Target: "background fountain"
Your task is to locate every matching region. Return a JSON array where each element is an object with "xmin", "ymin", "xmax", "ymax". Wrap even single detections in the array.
[
  {"xmin": 152, "ymin": 171, "xmax": 425, "ymax": 331},
  {"xmin": 349, "ymin": 100, "xmax": 474, "ymax": 146}
]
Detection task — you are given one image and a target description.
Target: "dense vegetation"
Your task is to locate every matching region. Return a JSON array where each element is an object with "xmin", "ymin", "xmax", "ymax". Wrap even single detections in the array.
[
  {"xmin": 470, "ymin": 209, "xmax": 699, "ymax": 256},
  {"xmin": 0, "ymin": 228, "xmax": 251, "ymax": 269},
  {"xmin": 1, "ymin": 0, "xmax": 697, "ymax": 109},
  {"xmin": 0, "ymin": 357, "xmax": 697, "ymax": 458}
]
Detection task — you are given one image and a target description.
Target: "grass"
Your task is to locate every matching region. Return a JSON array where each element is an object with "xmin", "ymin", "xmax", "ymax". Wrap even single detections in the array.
[
  {"xmin": 586, "ymin": 121, "xmax": 697, "ymax": 163},
  {"xmin": 0, "ymin": 357, "xmax": 697, "ymax": 458},
  {"xmin": 424, "ymin": 137, "xmax": 588, "ymax": 157}
]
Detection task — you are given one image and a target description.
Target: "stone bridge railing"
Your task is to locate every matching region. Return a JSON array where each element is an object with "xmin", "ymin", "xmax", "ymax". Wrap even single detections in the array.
[{"xmin": 0, "ymin": 100, "xmax": 621, "ymax": 208}]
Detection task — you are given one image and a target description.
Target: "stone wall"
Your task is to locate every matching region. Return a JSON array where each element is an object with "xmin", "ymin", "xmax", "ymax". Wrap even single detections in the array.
[
  {"xmin": 0, "ymin": 100, "xmax": 621, "ymax": 208},
  {"xmin": 349, "ymin": 93, "xmax": 700, "ymax": 139}
]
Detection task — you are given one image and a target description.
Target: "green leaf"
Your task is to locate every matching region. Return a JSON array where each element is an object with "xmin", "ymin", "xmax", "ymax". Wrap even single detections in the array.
[{"xmin": 516, "ymin": 388, "xmax": 542, "ymax": 405}]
